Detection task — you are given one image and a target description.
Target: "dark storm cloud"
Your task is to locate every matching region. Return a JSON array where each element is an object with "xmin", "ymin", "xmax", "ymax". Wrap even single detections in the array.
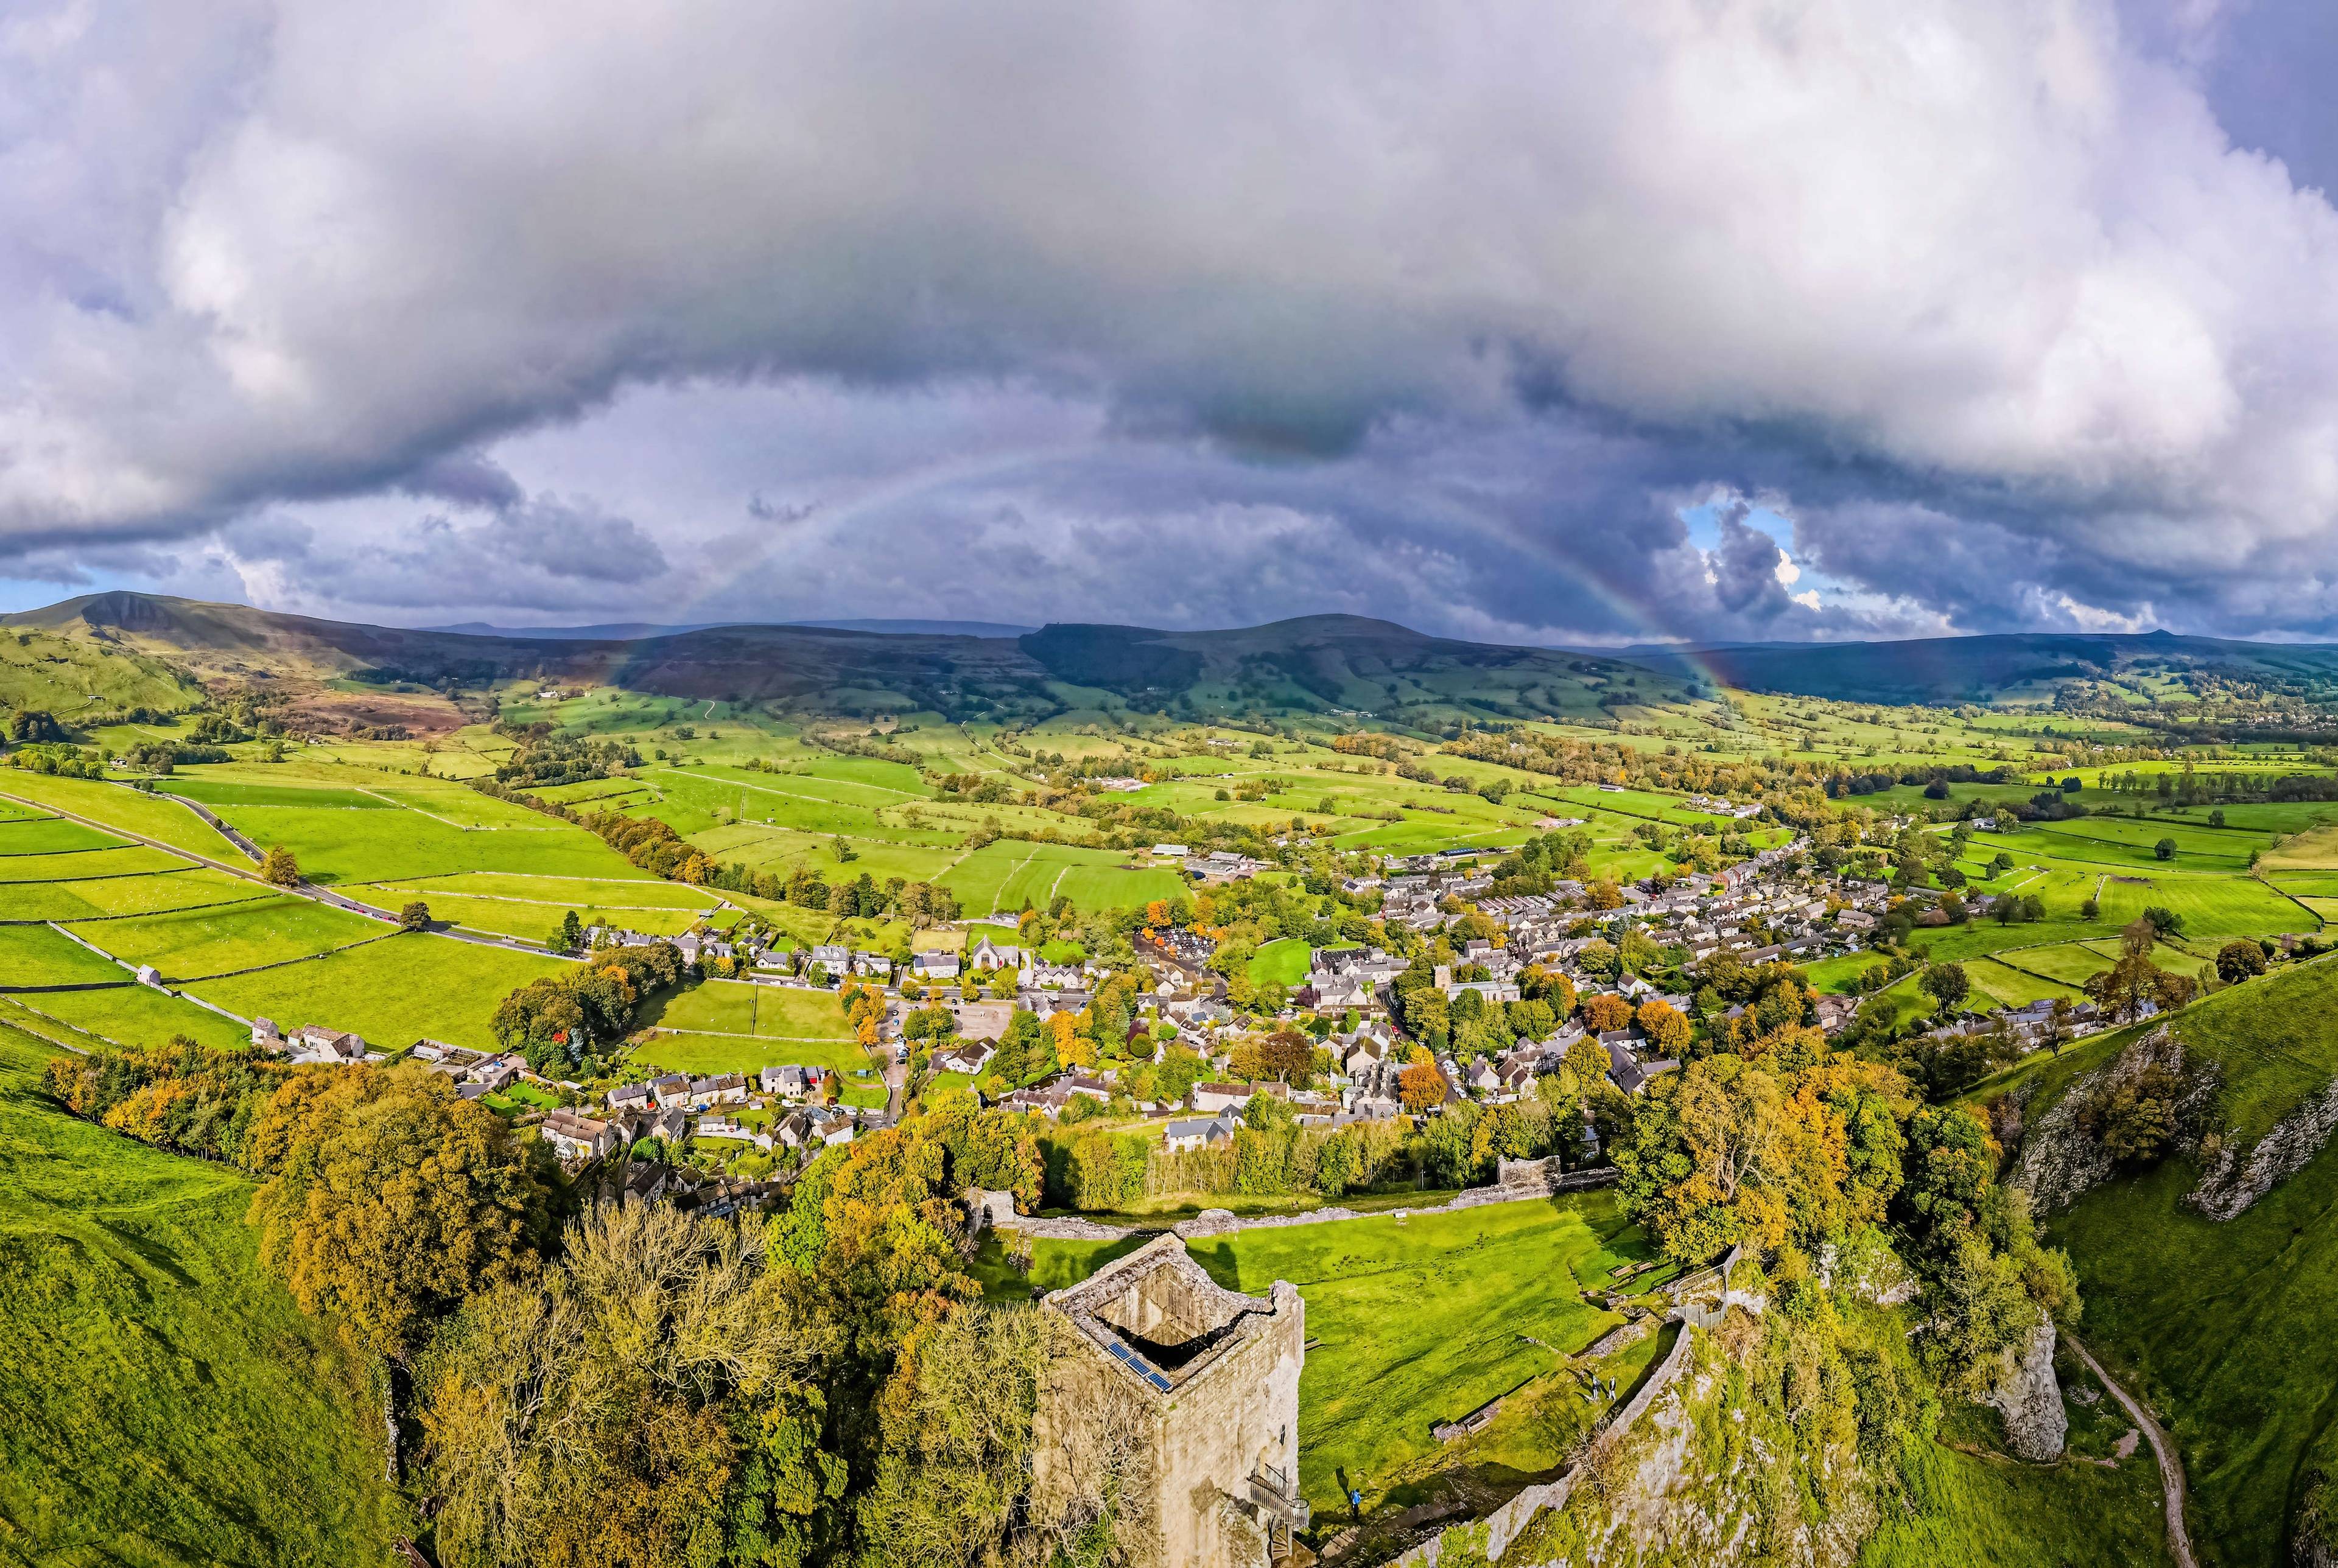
[{"xmin": 10, "ymin": 0, "xmax": 2338, "ymax": 637}]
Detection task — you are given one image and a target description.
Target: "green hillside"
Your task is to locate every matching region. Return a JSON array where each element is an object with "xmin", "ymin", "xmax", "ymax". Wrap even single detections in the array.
[
  {"xmin": 0, "ymin": 626, "xmax": 197, "ymax": 721},
  {"xmin": 1991, "ymin": 961, "xmax": 2338, "ymax": 1568},
  {"xmin": 0, "ymin": 1026, "xmax": 404, "ymax": 1566}
]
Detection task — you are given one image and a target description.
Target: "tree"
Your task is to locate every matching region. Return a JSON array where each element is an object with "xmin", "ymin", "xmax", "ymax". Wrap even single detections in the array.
[
  {"xmin": 1399, "ymin": 1059, "xmax": 1448, "ymax": 1113},
  {"xmin": 242, "ymin": 1068, "xmax": 550, "ymax": 1355},
  {"xmin": 259, "ymin": 844, "xmax": 301, "ymax": 887},
  {"xmin": 559, "ymin": 909, "xmax": 583, "ymax": 952},
  {"xmin": 1581, "ymin": 992, "xmax": 1632, "ymax": 1033},
  {"xmin": 1635, "ymin": 999, "xmax": 1691, "ymax": 1058},
  {"xmin": 2216, "ymin": 939, "xmax": 2269, "ymax": 984},
  {"xmin": 2154, "ymin": 837, "xmax": 2177, "ymax": 861},
  {"xmin": 399, "ymin": 900, "xmax": 432, "ymax": 933},
  {"xmin": 417, "ymin": 1202, "xmax": 842, "ymax": 1568},
  {"xmin": 8, "ymin": 709, "xmax": 63, "ymax": 741},
  {"xmin": 2143, "ymin": 905, "xmax": 2185, "ymax": 938},
  {"xmin": 1918, "ymin": 962, "xmax": 1970, "ymax": 1012}
]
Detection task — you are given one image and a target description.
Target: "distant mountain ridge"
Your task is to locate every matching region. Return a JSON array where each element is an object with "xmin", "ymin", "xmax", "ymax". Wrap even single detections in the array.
[
  {"xmin": 429, "ymin": 617, "xmax": 1039, "ymax": 640},
  {"xmin": 13, "ymin": 590, "xmax": 2338, "ymax": 723}
]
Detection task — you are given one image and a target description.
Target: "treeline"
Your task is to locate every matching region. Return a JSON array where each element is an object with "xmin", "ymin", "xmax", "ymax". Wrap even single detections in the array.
[
  {"xmin": 1826, "ymin": 763, "xmax": 2018, "ymax": 797},
  {"xmin": 492, "ymin": 725, "xmax": 640, "ymax": 787},
  {"xmin": 1056, "ymin": 1091, "xmax": 1588, "ymax": 1211},
  {"xmin": 492, "ymin": 940, "xmax": 687, "ymax": 1076},
  {"xmin": 51, "ymin": 1035, "xmax": 1152, "ymax": 1566}
]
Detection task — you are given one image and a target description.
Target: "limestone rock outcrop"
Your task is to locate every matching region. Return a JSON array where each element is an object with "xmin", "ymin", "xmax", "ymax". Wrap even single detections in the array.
[{"xmin": 1984, "ymin": 1321, "xmax": 2066, "ymax": 1463}]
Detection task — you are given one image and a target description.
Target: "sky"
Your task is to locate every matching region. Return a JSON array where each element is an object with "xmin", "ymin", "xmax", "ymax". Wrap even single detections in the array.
[{"xmin": 8, "ymin": 0, "xmax": 2338, "ymax": 646}]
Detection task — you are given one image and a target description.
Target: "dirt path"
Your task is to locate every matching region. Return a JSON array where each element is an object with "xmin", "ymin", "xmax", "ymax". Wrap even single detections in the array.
[{"xmin": 2068, "ymin": 1335, "xmax": 2196, "ymax": 1568}]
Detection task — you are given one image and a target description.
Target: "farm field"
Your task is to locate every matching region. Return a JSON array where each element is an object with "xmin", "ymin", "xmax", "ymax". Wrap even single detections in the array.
[
  {"xmin": 0, "ymin": 866, "xmax": 272, "ymax": 920},
  {"xmin": 1961, "ymin": 956, "xmax": 2082, "ymax": 1007},
  {"xmin": 628, "ymin": 1031, "xmax": 879, "ymax": 1080},
  {"xmin": 70, "ymin": 895, "xmax": 390, "ymax": 982},
  {"xmin": 0, "ymin": 843, "xmax": 189, "ymax": 881},
  {"xmin": 0, "ymin": 1027, "xmax": 405, "ymax": 1566},
  {"xmin": 365, "ymin": 889, "xmax": 701, "ymax": 945},
  {"xmin": 164, "ymin": 765, "xmax": 648, "ymax": 884},
  {"xmin": 0, "ymin": 923, "xmax": 133, "ymax": 988},
  {"xmin": 637, "ymin": 978, "xmax": 853, "ymax": 1041},
  {"xmin": 0, "ymin": 816, "xmax": 130, "ymax": 855},
  {"xmin": 187, "ymin": 934, "xmax": 571, "ymax": 1051},
  {"xmin": 0, "ymin": 773, "xmax": 247, "ymax": 861},
  {"xmin": 941, "ymin": 838, "xmax": 1185, "ymax": 917},
  {"xmin": 10, "ymin": 984, "xmax": 259, "ymax": 1052},
  {"xmin": 395, "ymin": 869, "xmax": 712, "ymax": 908}
]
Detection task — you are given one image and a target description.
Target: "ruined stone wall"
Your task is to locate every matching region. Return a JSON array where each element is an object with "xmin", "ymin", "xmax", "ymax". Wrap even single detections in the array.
[
  {"xmin": 1153, "ymin": 1281, "xmax": 1305, "ymax": 1567},
  {"xmin": 1033, "ymin": 1273, "xmax": 1305, "ymax": 1568}
]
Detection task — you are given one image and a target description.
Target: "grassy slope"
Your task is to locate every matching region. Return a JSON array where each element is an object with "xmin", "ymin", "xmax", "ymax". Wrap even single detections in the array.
[
  {"xmin": 1185, "ymin": 1192, "xmax": 1651, "ymax": 1511},
  {"xmin": 188, "ymin": 935, "xmax": 569, "ymax": 1051},
  {"xmin": 1999, "ymin": 959, "xmax": 2338, "ymax": 1568},
  {"xmin": 0, "ymin": 1026, "xmax": 402, "ymax": 1566}
]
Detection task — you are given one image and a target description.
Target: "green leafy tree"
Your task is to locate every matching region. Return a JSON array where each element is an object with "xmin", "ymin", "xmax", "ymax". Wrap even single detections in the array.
[
  {"xmin": 1918, "ymin": 962, "xmax": 1970, "ymax": 1012},
  {"xmin": 259, "ymin": 844, "xmax": 301, "ymax": 887},
  {"xmin": 399, "ymin": 900, "xmax": 431, "ymax": 933},
  {"xmin": 2216, "ymin": 939, "xmax": 2269, "ymax": 984}
]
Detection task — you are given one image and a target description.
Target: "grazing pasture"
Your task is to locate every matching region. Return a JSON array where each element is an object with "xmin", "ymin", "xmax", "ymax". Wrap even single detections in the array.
[
  {"xmin": 6, "ymin": 983, "xmax": 255, "ymax": 1052},
  {"xmin": 0, "ymin": 923, "xmax": 132, "ymax": 988},
  {"xmin": 941, "ymin": 839, "xmax": 1185, "ymax": 915},
  {"xmin": 0, "ymin": 816, "xmax": 130, "ymax": 855},
  {"xmin": 73, "ymin": 896, "xmax": 388, "ymax": 982},
  {"xmin": 0, "ymin": 844, "xmax": 189, "ymax": 882},
  {"xmin": 188, "ymin": 936, "xmax": 570, "ymax": 1052},
  {"xmin": 0, "ymin": 774, "xmax": 246, "ymax": 861},
  {"xmin": 0, "ymin": 1027, "xmax": 405, "ymax": 1566}
]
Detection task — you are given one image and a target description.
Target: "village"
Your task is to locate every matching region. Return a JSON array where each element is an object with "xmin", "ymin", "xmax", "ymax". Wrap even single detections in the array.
[{"xmin": 242, "ymin": 824, "xmax": 2128, "ymax": 1214}]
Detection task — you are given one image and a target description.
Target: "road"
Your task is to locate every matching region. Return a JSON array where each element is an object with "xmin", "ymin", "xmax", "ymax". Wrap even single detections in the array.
[
  {"xmin": 2068, "ymin": 1334, "xmax": 2196, "ymax": 1568},
  {"xmin": 0, "ymin": 785, "xmax": 585, "ymax": 964}
]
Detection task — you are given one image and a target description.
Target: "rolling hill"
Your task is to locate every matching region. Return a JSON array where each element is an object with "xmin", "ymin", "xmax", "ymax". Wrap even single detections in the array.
[
  {"xmin": 1624, "ymin": 629, "xmax": 2338, "ymax": 707},
  {"xmin": 0, "ymin": 594, "xmax": 1692, "ymax": 730},
  {"xmin": 1975, "ymin": 959, "xmax": 2338, "ymax": 1567}
]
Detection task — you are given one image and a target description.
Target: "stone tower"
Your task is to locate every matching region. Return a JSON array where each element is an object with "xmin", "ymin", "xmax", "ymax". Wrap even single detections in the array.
[{"xmin": 1033, "ymin": 1234, "xmax": 1308, "ymax": 1567}]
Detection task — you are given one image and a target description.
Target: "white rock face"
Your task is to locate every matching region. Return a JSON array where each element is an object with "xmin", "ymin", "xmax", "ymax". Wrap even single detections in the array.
[
  {"xmin": 2189, "ymin": 1076, "xmax": 2338, "ymax": 1221},
  {"xmin": 1985, "ymin": 1321, "xmax": 2066, "ymax": 1463}
]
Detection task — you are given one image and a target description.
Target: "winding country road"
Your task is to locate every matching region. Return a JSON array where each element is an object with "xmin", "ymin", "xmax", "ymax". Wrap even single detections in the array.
[{"xmin": 2069, "ymin": 1334, "xmax": 2197, "ymax": 1568}]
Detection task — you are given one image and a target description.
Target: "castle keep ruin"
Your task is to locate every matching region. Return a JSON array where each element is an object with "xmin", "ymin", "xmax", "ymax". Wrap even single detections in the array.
[{"xmin": 1034, "ymin": 1234, "xmax": 1308, "ymax": 1567}]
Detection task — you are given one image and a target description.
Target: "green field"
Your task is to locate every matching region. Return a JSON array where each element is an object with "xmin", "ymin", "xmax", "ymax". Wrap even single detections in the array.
[
  {"xmin": 6, "ymin": 985, "xmax": 257, "ymax": 1052},
  {"xmin": 0, "ymin": 924, "xmax": 130, "ymax": 989},
  {"xmin": 629, "ymin": 1032, "xmax": 879, "ymax": 1079},
  {"xmin": 0, "ymin": 816, "xmax": 129, "ymax": 855},
  {"xmin": 188, "ymin": 935, "xmax": 571, "ymax": 1052},
  {"xmin": 1187, "ymin": 1192, "xmax": 1651, "ymax": 1511},
  {"xmin": 0, "ymin": 844, "xmax": 190, "ymax": 882},
  {"xmin": 70, "ymin": 895, "xmax": 390, "ymax": 982},
  {"xmin": 394, "ymin": 869, "xmax": 709, "ymax": 908},
  {"xmin": 1247, "ymin": 937, "xmax": 1316, "ymax": 989},
  {"xmin": 0, "ymin": 1026, "xmax": 404, "ymax": 1564},
  {"xmin": 343, "ymin": 886, "xmax": 704, "ymax": 945},
  {"xmin": 0, "ymin": 866, "xmax": 271, "ymax": 922},
  {"xmin": 0, "ymin": 774, "xmax": 246, "ymax": 862},
  {"xmin": 166, "ymin": 766, "xmax": 648, "ymax": 885},
  {"xmin": 941, "ymin": 838, "xmax": 1187, "ymax": 916},
  {"xmin": 638, "ymin": 978, "xmax": 852, "ymax": 1041}
]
